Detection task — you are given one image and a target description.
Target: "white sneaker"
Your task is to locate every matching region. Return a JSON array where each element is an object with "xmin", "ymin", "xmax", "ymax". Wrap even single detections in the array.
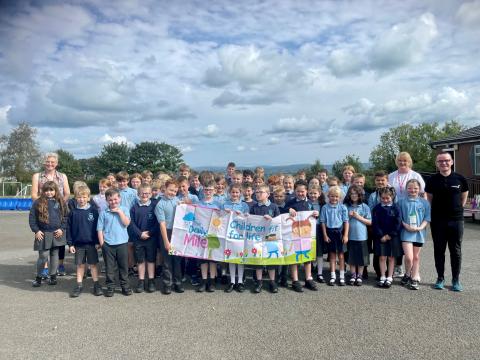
[{"xmin": 393, "ymin": 266, "xmax": 404, "ymax": 278}]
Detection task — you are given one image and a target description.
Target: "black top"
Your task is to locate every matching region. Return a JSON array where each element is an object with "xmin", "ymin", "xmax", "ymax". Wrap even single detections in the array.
[
  {"xmin": 67, "ymin": 206, "xmax": 99, "ymax": 246},
  {"xmin": 285, "ymin": 198, "xmax": 314, "ymax": 212},
  {"xmin": 250, "ymin": 202, "xmax": 280, "ymax": 217},
  {"xmin": 425, "ymin": 172, "xmax": 468, "ymax": 221},
  {"xmin": 128, "ymin": 201, "xmax": 159, "ymax": 241},
  {"xmin": 371, "ymin": 203, "xmax": 402, "ymax": 240}
]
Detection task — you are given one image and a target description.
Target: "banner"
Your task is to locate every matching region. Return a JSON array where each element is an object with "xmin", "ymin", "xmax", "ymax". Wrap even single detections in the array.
[{"xmin": 171, "ymin": 204, "xmax": 316, "ymax": 265}]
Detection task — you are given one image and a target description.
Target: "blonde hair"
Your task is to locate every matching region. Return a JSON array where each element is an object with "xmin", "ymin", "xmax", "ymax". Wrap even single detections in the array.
[
  {"xmin": 343, "ymin": 165, "xmax": 355, "ymax": 173},
  {"xmin": 396, "ymin": 151, "xmax": 413, "ymax": 168},
  {"xmin": 327, "ymin": 185, "xmax": 342, "ymax": 197},
  {"xmin": 75, "ymin": 185, "xmax": 91, "ymax": 197},
  {"xmin": 44, "ymin": 152, "xmax": 59, "ymax": 163},
  {"xmin": 72, "ymin": 181, "xmax": 87, "ymax": 193}
]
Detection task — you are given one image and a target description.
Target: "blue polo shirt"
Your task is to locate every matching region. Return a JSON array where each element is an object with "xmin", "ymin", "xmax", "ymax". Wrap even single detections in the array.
[
  {"xmin": 154, "ymin": 196, "xmax": 179, "ymax": 230},
  {"xmin": 399, "ymin": 197, "xmax": 431, "ymax": 244},
  {"xmin": 119, "ymin": 187, "xmax": 138, "ymax": 210},
  {"xmin": 177, "ymin": 193, "xmax": 200, "ymax": 204},
  {"xmin": 320, "ymin": 203, "xmax": 348, "ymax": 229},
  {"xmin": 97, "ymin": 206, "xmax": 130, "ymax": 245},
  {"xmin": 199, "ymin": 199, "xmax": 222, "ymax": 210},
  {"xmin": 346, "ymin": 203, "xmax": 371, "ymax": 241},
  {"xmin": 222, "ymin": 199, "xmax": 249, "ymax": 214}
]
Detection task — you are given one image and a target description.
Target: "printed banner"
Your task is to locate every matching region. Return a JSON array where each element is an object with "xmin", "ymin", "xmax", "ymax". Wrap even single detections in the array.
[{"xmin": 171, "ymin": 204, "xmax": 317, "ymax": 265}]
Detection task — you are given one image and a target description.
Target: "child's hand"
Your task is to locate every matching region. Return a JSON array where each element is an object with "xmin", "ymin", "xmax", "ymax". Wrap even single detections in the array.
[
  {"xmin": 164, "ymin": 242, "xmax": 171, "ymax": 252},
  {"xmin": 342, "ymin": 236, "xmax": 348, "ymax": 244},
  {"xmin": 312, "ymin": 210, "xmax": 319, "ymax": 217},
  {"xmin": 235, "ymin": 210, "xmax": 242, "ymax": 215},
  {"xmin": 380, "ymin": 235, "xmax": 387, "ymax": 243},
  {"xmin": 289, "ymin": 209, "xmax": 297, "ymax": 217},
  {"xmin": 69, "ymin": 246, "xmax": 76, "ymax": 254},
  {"xmin": 349, "ymin": 210, "xmax": 358, "ymax": 219},
  {"xmin": 182, "ymin": 198, "xmax": 193, "ymax": 204},
  {"xmin": 53, "ymin": 229, "xmax": 63, "ymax": 238},
  {"xmin": 95, "ymin": 244, "xmax": 101, "ymax": 250},
  {"xmin": 110, "ymin": 207, "xmax": 121, "ymax": 214},
  {"xmin": 140, "ymin": 231, "xmax": 150, "ymax": 240},
  {"xmin": 263, "ymin": 215, "xmax": 272, "ymax": 220},
  {"xmin": 35, "ymin": 231, "xmax": 44, "ymax": 241},
  {"xmin": 324, "ymin": 236, "xmax": 331, "ymax": 243}
]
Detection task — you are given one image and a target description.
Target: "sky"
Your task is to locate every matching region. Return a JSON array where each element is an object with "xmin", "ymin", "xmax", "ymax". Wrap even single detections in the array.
[{"xmin": 0, "ymin": 0, "xmax": 479, "ymax": 167}]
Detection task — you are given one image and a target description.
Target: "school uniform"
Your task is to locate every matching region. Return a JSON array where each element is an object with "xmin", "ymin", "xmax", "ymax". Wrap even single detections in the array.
[
  {"xmin": 177, "ymin": 193, "xmax": 200, "ymax": 204},
  {"xmin": 222, "ymin": 199, "xmax": 249, "ymax": 214},
  {"xmin": 128, "ymin": 200, "xmax": 158, "ymax": 264},
  {"xmin": 371, "ymin": 203, "xmax": 403, "ymax": 257},
  {"xmin": 320, "ymin": 203, "xmax": 348, "ymax": 253},
  {"xmin": 119, "ymin": 187, "xmax": 138, "ymax": 210},
  {"xmin": 67, "ymin": 204, "xmax": 99, "ymax": 265},
  {"xmin": 399, "ymin": 197, "xmax": 431, "ymax": 245},
  {"xmin": 243, "ymin": 200, "xmax": 257, "ymax": 212},
  {"xmin": 346, "ymin": 203, "xmax": 371, "ymax": 266}
]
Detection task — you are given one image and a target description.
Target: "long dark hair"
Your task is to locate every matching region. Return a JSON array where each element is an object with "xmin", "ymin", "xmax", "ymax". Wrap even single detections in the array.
[
  {"xmin": 36, "ymin": 181, "xmax": 67, "ymax": 223},
  {"xmin": 343, "ymin": 185, "xmax": 365, "ymax": 206}
]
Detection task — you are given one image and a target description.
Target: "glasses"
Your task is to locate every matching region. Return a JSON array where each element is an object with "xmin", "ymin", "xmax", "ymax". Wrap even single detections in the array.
[
  {"xmin": 436, "ymin": 160, "xmax": 451, "ymax": 163},
  {"xmin": 255, "ymin": 190, "xmax": 267, "ymax": 194},
  {"xmin": 140, "ymin": 192, "xmax": 152, "ymax": 196}
]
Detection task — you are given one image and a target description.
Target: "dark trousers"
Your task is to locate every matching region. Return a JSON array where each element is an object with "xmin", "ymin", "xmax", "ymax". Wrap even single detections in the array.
[
  {"xmin": 160, "ymin": 229, "xmax": 182, "ymax": 288},
  {"xmin": 431, "ymin": 220, "xmax": 463, "ymax": 281},
  {"xmin": 102, "ymin": 243, "xmax": 129, "ymax": 288},
  {"xmin": 59, "ymin": 245, "xmax": 65, "ymax": 260}
]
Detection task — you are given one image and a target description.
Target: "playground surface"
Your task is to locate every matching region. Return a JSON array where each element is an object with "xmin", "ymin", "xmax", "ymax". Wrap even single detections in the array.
[{"xmin": 0, "ymin": 211, "xmax": 479, "ymax": 359}]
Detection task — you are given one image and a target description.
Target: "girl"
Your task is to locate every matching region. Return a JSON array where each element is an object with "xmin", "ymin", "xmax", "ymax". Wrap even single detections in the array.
[
  {"xmin": 371, "ymin": 187, "xmax": 402, "ymax": 288},
  {"xmin": 93, "ymin": 178, "xmax": 111, "ymax": 212},
  {"xmin": 29, "ymin": 181, "xmax": 68, "ymax": 287},
  {"xmin": 399, "ymin": 179, "xmax": 431, "ymax": 290},
  {"xmin": 320, "ymin": 186, "xmax": 349, "ymax": 286},
  {"xmin": 213, "ymin": 176, "xmax": 228, "ymax": 206},
  {"xmin": 344, "ymin": 185, "xmax": 371, "ymax": 286},
  {"xmin": 222, "ymin": 184, "xmax": 250, "ymax": 293},
  {"xmin": 308, "ymin": 185, "xmax": 326, "ymax": 283},
  {"xmin": 340, "ymin": 165, "xmax": 355, "ymax": 198},
  {"xmin": 130, "ymin": 173, "xmax": 142, "ymax": 190}
]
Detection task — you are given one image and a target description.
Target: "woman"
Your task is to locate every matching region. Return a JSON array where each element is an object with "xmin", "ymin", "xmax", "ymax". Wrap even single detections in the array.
[
  {"xmin": 388, "ymin": 151, "xmax": 426, "ymax": 278},
  {"xmin": 32, "ymin": 152, "xmax": 70, "ymax": 277}
]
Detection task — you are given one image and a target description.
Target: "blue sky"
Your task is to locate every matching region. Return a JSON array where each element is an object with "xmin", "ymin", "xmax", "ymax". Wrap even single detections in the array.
[{"xmin": 1, "ymin": 0, "xmax": 479, "ymax": 167}]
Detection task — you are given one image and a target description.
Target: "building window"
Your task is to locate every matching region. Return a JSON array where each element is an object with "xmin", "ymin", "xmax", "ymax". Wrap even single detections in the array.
[{"xmin": 475, "ymin": 145, "xmax": 480, "ymax": 175}]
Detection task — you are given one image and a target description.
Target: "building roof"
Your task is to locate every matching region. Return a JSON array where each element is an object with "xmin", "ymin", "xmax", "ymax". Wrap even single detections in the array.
[{"xmin": 430, "ymin": 125, "xmax": 480, "ymax": 147}]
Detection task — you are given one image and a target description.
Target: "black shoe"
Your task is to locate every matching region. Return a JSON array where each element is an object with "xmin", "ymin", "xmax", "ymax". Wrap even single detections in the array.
[
  {"xmin": 128, "ymin": 268, "xmax": 135, "ymax": 277},
  {"xmin": 174, "ymin": 284, "xmax": 185, "ymax": 293},
  {"xmin": 305, "ymin": 279, "xmax": 318, "ymax": 291},
  {"xmin": 269, "ymin": 280, "xmax": 278, "ymax": 293},
  {"xmin": 236, "ymin": 283, "xmax": 245, "ymax": 293},
  {"xmin": 162, "ymin": 286, "xmax": 172, "ymax": 295},
  {"xmin": 254, "ymin": 280, "xmax": 263, "ymax": 293},
  {"xmin": 316, "ymin": 274, "xmax": 325, "ymax": 283},
  {"xmin": 197, "ymin": 279, "xmax": 206, "ymax": 292},
  {"xmin": 401, "ymin": 274, "xmax": 411, "ymax": 286},
  {"xmin": 105, "ymin": 287, "xmax": 114, "ymax": 297},
  {"xmin": 225, "ymin": 282, "xmax": 235, "ymax": 293},
  {"xmin": 93, "ymin": 282, "xmax": 103, "ymax": 296},
  {"xmin": 221, "ymin": 274, "xmax": 229, "ymax": 284},
  {"xmin": 135, "ymin": 280, "xmax": 145, "ymax": 293},
  {"xmin": 48, "ymin": 275, "xmax": 57, "ymax": 285},
  {"xmin": 292, "ymin": 280, "xmax": 304, "ymax": 292},
  {"xmin": 279, "ymin": 276, "xmax": 288, "ymax": 287},
  {"xmin": 206, "ymin": 279, "xmax": 216, "ymax": 292},
  {"xmin": 122, "ymin": 287, "xmax": 133, "ymax": 296},
  {"xmin": 362, "ymin": 268, "xmax": 369, "ymax": 280},
  {"xmin": 155, "ymin": 266, "xmax": 163, "ymax": 278},
  {"xmin": 70, "ymin": 285, "xmax": 82, "ymax": 298},
  {"xmin": 32, "ymin": 276, "xmax": 42, "ymax": 287},
  {"xmin": 147, "ymin": 279, "xmax": 156, "ymax": 293}
]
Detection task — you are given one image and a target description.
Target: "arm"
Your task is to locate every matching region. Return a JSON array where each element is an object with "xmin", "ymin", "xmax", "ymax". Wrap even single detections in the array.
[
  {"xmin": 112, "ymin": 208, "xmax": 130, "ymax": 226},
  {"xmin": 321, "ymin": 223, "xmax": 329, "ymax": 243},
  {"xmin": 426, "ymin": 193, "xmax": 433, "ymax": 205},
  {"xmin": 62, "ymin": 174, "xmax": 70, "ymax": 203},
  {"xmin": 342, "ymin": 221, "xmax": 349, "ymax": 244},
  {"xmin": 160, "ymin": 221, "xmax": 170, "ymax": 251},
  {"xmin": 461, "ymin": 191, "xmax": 468, "ymax": 207},
  {"xmin": 98, "ymin": 231, "xmax": 104, "ymax": 247},
  {"xmin": 127, "ymin": 207, "xmax": 142, "ymax": 240},
  {"xmin": 31, "ymin": 173, "xmax": 40, "ymax": 201}
]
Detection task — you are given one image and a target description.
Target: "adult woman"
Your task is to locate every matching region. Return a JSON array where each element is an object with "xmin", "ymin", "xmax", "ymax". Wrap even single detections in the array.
[
  {"xmin": 32, "ymin": 152, "xmax": 70, "ymax": 277},
  {"xmin": 388, "ymin": 151, "xmax": 426, "ymax": 278}
]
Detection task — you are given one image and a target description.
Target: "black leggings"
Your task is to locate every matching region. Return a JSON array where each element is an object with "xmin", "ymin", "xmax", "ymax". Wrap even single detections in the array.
[
  {"xmin": 58, "ymin": 245, "xmax": 65, "ymax": 261},
  {"xmin": 431, "ymin": 220, "xmax": 463, "ymax": 281}
]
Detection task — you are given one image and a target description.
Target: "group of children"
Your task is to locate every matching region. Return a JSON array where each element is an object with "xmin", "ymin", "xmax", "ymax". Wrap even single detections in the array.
[{"xmin": 28, "ymin": 162, "xmax": 431, "ymax": 297}]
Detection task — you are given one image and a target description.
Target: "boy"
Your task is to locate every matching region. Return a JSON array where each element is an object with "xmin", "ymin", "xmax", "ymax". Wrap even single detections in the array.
[
  {"xmin": 177, "ymin": 176, "xmax": 199, "ymax": 204},
  {"xmin": 272, "ymin": 186, "xmax": 288, "ymax": 214},
  {"xmin": 242, "ymin": 183, "xmax": 256, "ymax": 211},
  {"xmin": 250, "ymin": 184, "xmax": 280, "ymax": 293},
  {"xmin": 188, "ymin": 172, "xmax": 202, "ymax": 197},
  {"xmin": 128, "ymin": 184, "xmax": 158, "ymax": 293},
  {"xmin": 225, "ymin": 162, "xmax": 236, "ymax": 185},
  {"xmin": 141, "ymin": 170, "xmax": 153, "ymax": 185},
  {"xmin": 154, "ymin": 179, "xmax": 183, "ymax": 294},
  {"xmin": 242, "ymin": 169, "xmax": 255, "ymax": 184},
  {"xmin": 67, "ymin": 186, "xmax": 102, "ymax": 298},
  {"xmin": 97, "ymin": 188, "xmax": 132, "ymax": 297},
  {"xmin": 318, "ymin": 169, "xmax": 329, "ymax": 193},
  {"xmin": 231, "ymin": 170, "xmax": 243, "ymax": 185},
  {"xmin": 283, "ymin": 175, "xmax": 295, "ymax": 202},
  {"xmin": 352, "ymin": 173, "xmax": 370, "ymax": 205},
  {"xmin": 178, "ymin": 163, "xmax": 191, "ymax": 178},
  {"xmin": 327, "ymin": 176, "xmax": 340, "ymax": 188},
  {"xmin": 286, "ymin": 180, "xmax": 319, "ymax": 292}
]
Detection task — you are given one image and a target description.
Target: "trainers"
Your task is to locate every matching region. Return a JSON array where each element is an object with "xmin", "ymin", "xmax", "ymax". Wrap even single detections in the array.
[
  {"xmin": 40, "ymin": 268, "xmax": 49, "ymax": 280},
  {"xmin": 409, "ymin": 279, "xmax": 419, "ymax": 290},
  {"xmin": 206, "ymin": 279, "xmax": 216, "ymax": 293},
  {"xmin": 305, "ymin": 279, "xmax": 318, "ymax": 291},
  {"xmin": 269, "ymin": 280, "xmax": 278, "ymax": 293},
  {"xmin": 393, "ymin": 266, "xmax": 404, "ymax": 278},
  {"xmin": 162, "ymin": 286, "xmax": 172, "ymax": 295},
  {"xmin": 135, "ymin": 280, "xmax": 145, "ymax": 293},
  {"xmin": 57, "ymin": 264, "xmax": 66, "ymax": 276},
  {"xmin": 32, "ymin": 276, "xmax": 42, "ymax": 287},
  {"xmin": 105, "ymin": 287, "xmax": 114, "ymax": 297},
  {"xmin": 196, "ymin": 280, "xmax": 206, "ymax": 292},
  {"xmin": 236, "ymin": 283, "xmax": 245, "ymax": 293},
  {"xmin": 190, "ymin": 274, "xmax": 200, "ymax": 286},
  {"xmin": 93, "ymin": 282, "xmax": 103, "ymax": 296},
  {"xmin": 147, "ymin": 279, "xmax": 156, "ymax": 293},
  {"xmin": 401, "ymin": 274, "xmax": 411, "ymax": 286},
  {"xmin": 48, "ymin": 275, "xmax": 57, "ymax": 285},
  {"xmin": 452, "ymin": 280, "xmax": 463, "ymax": 292},
  {"xmin": 292, "ymin": 280, "xmax": 304, "ymax": 292},
  {"xmin": 316, "ymin": 274, "xmax": 325, "ymax": 283},
  {"xmin": 254, "ymin": 280, "xmax": 263, "ymax": 293},
  {"xmin": 122, "ymin": 287, "xmax": 133, "ymax": 296},
  {"xmin": 70, "ymin": 285, "xmax": 82, "ymax": 298},
  {"xmin": 434, "ymin": 278, "xmax": 445, "ymax": 290},
  {"xmin": 225, "ymin": 282, "xmax": 235, "ymax": 293},
  {"xmin": 174, "ymin": 284, "xmax": 185, "ymax": 293}
]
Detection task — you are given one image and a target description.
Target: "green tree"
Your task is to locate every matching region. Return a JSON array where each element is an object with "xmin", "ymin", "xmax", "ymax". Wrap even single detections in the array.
[
  {"xmin": 332, "ymin": 154, "xmax": 364, "ymax": 180},
  {"xmin": 0, "ymin": 123, "xmax": 41, "ymax": 182},
  {"xmin": 369, "ymin": 121, "xmax": 465, "ymax": 173},
  {"xmin": 56, "ymin": 149, "xmax": 83, "ymax": 183},
  {"xmin": 129, "ymin": 141, "xmax": 183, "ymax": 174},
  {"xmin": 305, "ymin": 159, "xmax": 324, "ymax": 180},
  {"xmin": 96, "ymin": 142, "xmax": 131, "ymax": 175}
]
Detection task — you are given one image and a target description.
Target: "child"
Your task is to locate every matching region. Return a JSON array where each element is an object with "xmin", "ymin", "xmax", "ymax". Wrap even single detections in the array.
[
  {"xmin": 399, "ymin": 179, "xmax": 431, "ymax": 290},
  {"xmin": 97, "ymin": 188, "xmax": 132, "ymax": 296},
  {"xmin": 253, "ymin": 175, "xmax": 265, "ymax": 192},
  {"xmin": 154, "ymin": 179, "xmax": 183, "ymax": 294},
  {"xmin": 29, "ymin": 181, "xmax": 68, "ymax": 287},
  {"xmin": 327, "ymin": 176, "xmax": 340, "ymax": 188},
  {"xmin": 92, "ymin": 178, "xmax": 111, "ymax": 212},
  {"xmin": 177, "ymin": 176, "xmax": 199, "ymax": 204},
  {"xmin": 231, "ymin": 170, "xmax": 243, "ymax": 185},
  {"xmin": 178, "ymin": 163, "xmax": 191, "ymax": 178},
  {"xmin": 308, "ymin": 185, "xmax": 326, "ymax": 283},
  {"xmin": 272, "ymin": 186, "xmax": 288, "ymax": 214},
  {"xmin": 296, "ymin": 170, "xmax": 307, "ymax": 181},
  {"xmin": 254, "ymin": 166, "xmax": 265, "ymax": 179},
  {"xmin": 222, "ymin": 184, "xmax": 250, "ymax": 293},
  {"xmin": 141, "ymin": 170, "xmax": 153, "ymax": 185},
  {"xmin": 340, "ymin": 165, "xmax": 355, "ymax": 197},
  {"xmin": 286, "ymin": 180, "xmax": 319, "ymax": 292},
  {"xmin": 214, "ymin": 176, "xmax": 228, "ymax": 205},
  {"xmin": 106, "ymin": 173, "xmax": 117, "ymax": 188},
  {"xmin": 250, "ymin": 184, "xmax": 280, "ymax": 293},
  {"xmin": 188, "ymin": 172, "xmax": 202, "ymax": 197},
  {"xmin": 320, "ymin": 186, "xmax": 349, "ymax": 286},
  {"xmin": 130, "ymin": 173, "xmax": 142, "ymax": 190},
  {"xmin": 242, "ymin": 183, "xmax": 256, "ymax": 211},
  {"xmin": 283, "ymin": 175, "xmax": 295, "ymax": 202},
  {"xmin": 67, "ymin": 186, "xmax": 102, "ymax": 297},
  {"xmin": 371, "ymin": 187, "xmax": 402, "ymax": 288},
  {"xmin": 344, "ymin": 185, "xmax": 371, "ymax": 286},
  {"xmin": 242, "ymin": 169, "xmax": 254, "ymax": 184},
  {"xmin": 318, "ymin": 169, "xmax": 329, "ymax": 193},
  {"xmin": 151, "ymin": 180, "xmax": 163, "ymax": 201},
  {"xmin": 225, "ymin": 162, "xmax": 236, "ymax": 185},
  {"xmin": 197, "ymin": 180, "xmax": 222, "ymax": 292},
  {"xmin": 308, "ymin": 178, "xmax": 320, "ymax": 188}
]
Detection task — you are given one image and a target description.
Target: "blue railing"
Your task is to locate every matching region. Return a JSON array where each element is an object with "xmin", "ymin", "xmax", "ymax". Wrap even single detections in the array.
[{"xmin": 0, "ymin": 198, "xmax": 33, "ymax": 211}]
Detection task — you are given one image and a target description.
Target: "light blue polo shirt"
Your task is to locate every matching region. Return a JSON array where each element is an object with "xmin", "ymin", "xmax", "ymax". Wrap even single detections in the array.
[
  {"xmin": 177, "ymin": 193, "xmax": 200, "ymax": 204},
  {"xmin": 399, "ymin": 197, "xmax": 431, "ymax": 244},
  {"xmin": 154, "ymin": 196, "xmax": 179, "ymax": 230},
  {"xmin": 119, "ymin": 187, "xmax": 138, "ymax": 210},
  {"xmin": 199, "ymin": 199, "xmax": 221, "ymax": 210},
  {"xmin": 347, "ymin": 203, "xmax": 371, "ymax": 241},
  {"xmin": 97, "ymin": 206, "xmax": 130, "ymax": 245},
  {"xmin": 222, "ymin": 199, "xmax": 249, "ymax": 214},
  {"xmin": 320, "ymin": 203, "xmax": 348, "ymax": 229}
]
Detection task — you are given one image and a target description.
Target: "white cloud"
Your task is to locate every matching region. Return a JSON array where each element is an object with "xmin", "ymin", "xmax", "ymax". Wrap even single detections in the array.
[
  {"xmin": 267, "ymin": 136, "xmax": 280, "ymax": 145},
  {"xmin": 326, "ymin": 49, "xmax": 364, "ymax": 77},
  {"xmin": 97, "ymin": 134, "xmax": 133, "ymax": 146},
  {"xmin": 237, "ymin": 145, "xmax": 245, "ymax": 151},
  {"xmin": 181, "ymin": 145, "xmax": 193, "ymax": 153},
  {"xmin": 202, "ymin": 124, "xmax": 220, "ymax": 137},
  {"xmin": 456, "ymin": 1, "xmax": 480, "ymax": 28},
  {"xmin": 0, "ymin": 105, "xmax": 11, "ymax": 133},
  {"xmin": 268, "ymin": 116, "xmax": 320, "ymax": 134}
]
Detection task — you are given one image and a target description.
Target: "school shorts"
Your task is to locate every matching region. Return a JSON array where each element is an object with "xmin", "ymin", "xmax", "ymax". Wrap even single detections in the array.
[
  {"xmin": 134, "ymin": 238, "xmax": 157, "ymax": 263},
  {"xmin": 326, "ymin": 228, "xmax": 347, "ymax": 253},
  {"xmin": 74, "ymin": 244, "xmax": 99, "ymax": 265},
  {"xmin": 402, "ymin": 241, "xmax": 424, "ymax": 248}
]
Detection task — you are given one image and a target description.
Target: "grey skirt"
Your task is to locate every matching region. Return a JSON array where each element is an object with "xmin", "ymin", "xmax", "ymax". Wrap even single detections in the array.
[{"xmin": 33, "ymin": 231, "xmax": 66, "ymax": 251}]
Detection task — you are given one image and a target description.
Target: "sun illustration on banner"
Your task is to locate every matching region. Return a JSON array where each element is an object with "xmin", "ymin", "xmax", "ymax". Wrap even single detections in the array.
[{"xmin": 212, "ymin": 217, "xmax": 222, "ymax": 228}]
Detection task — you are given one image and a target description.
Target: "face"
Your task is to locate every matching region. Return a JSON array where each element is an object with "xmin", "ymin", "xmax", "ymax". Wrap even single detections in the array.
[
  {"xmin": 130, "ymin": 178, "xmax": 141, "ymax": 189},
  {"xmin": 254, "ymin": 178, "xmax": 264, "ymax": 188},
  {"xmin": 142, "ymin": 175, "xmax": 152, "ymax": 185},
  {"xmin": 190, "ymin": 177, "xmax": 200, "ymax": 188},
  {"xmin": 164, "ymin": 184, "xmax": 178, "ymax": 199},
  {"xmin": 308, "ymin": 189, "xmax": 320, "ymax": 201},
  {"xmin": 380, "ymin": 194, "xmax": 393, "ymax": 205},
  {"xmin": 283, "ymin": 179, "xmax": 294, "ymax": 191},
  {"xmin": 375, "ymin": 176, "xmax": 388, "ymax": 188},
  {"xmin": 309, "ymin": 178, "xmax": 319, "ymax": 187},
  {"xmin": 297, "ymin": 173, "xmax": 306, "ymax": 180},
  {"xmin": 353, "ymin": 177, "xmax": 365, "ymax": 187},
  {"xmin": 243, "ymin": 187, "xmax": 253, "ymax": 199},
  {"xmin": 152, "ymin": 188, "xmax": 160, "ymax": 197},
  {"xmin": 138, "ymin": 188, "xmax": 152, "ymax": 204},
  {"xmin": 244, "ymin": 175, "xmax": 253, "ymax": 183},
  {"xmin": 328, "ymin": 193, "xmax": 339, "ymax": 205},
  {"xmin": 328, "ymin": 180, "xmax": 338, "ymax": 187},
  {"xmin": 407, "ymin": 182, "xmax": 420, "ymax": 198},
  {"xmin": 295, "ymin": 185, "xmax": 307, "ymax": 200},
  {"xmin": 215, "ymin": 182, "xmax": 225, "ymax": 194},
  {"xmin": 436, "ymin": 154, "xmax": 452, "ymax": 173},
  {"xmin": 44, "ymin": 188, "xmax": 56, "ymax": 198},
  {"xmin": 255, "ymin": 189, "xmax": 269, "ymax": 202},
  {"xmin": 227, "ymin": 166, "xmax": 235, "ymax": 176},
  {"xmin": 117, "ymin": 179, "xmax": 129, "ymax": 190},
  {"xmin": 349, "ymin": 190, "xmax": 359, "ymax": 203},
  {"xmin": 273, "ymin": 192, "xmax": 285, "ymax": 204},
  {"xmin": 232, "ymin": 175, "xmax": 243, "ymax": 184},
  {"xmin": 397, "ymin": 156, "xmax": 411, "ymax": 171},
  {"xmin": 99, "ymin": 183, "xmax": 109, "ymax": 194},
  {"xmin": 203, "ymin": 186, "xmax": 215, "ymax": 200},
  {"xmin": 318, "ymin": 172, "xmax": 327, "ymax": 183},
  {"xmin": 229, "ymin": 188, "xmax": 241, "ymax": 201},
  {"xmin": 107, "ymin": 193, "xmax": 121, "ymax": 209},
  {"xmin": 179, "ymin": 181, "xmax": 189, "ymax": 195},
  {"xmin": 179, "ymin": 170, "xmax": 190, "ymax": 177},
  {"xmin": 343, "ymin": 170, "xmax": 353, "ymax": 183},
  {"xmin": 44, "ymin": 157, "xmax": 58, "ymax": 171},
  {"xmin": 107, "ymin": 175, "xmax": 116, "ymax": 183},
  {"xmin": 76, "ymin": 194, "xmax": 89, "ymax": 207}
]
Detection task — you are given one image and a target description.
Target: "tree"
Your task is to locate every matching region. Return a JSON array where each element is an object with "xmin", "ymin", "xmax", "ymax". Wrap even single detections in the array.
[
  {"xmin": 96, "ymin": 142, "xmax": 132, "ymax": 175},
  {"xmin": 369, "ymin": 121, "xmax": 465, "ymax": 173},
  {"xmin": 332, "ymin": 154, "xmax": 364, "ymax": 180},
  {"xmin": 305, "ymin": 159, "xmax": 324, "ymax": 180},
  {"xmin": 56, "ymin": 149, "xmax": 83, "ymax": 183},
  {"xmin": 129, "ymin": 141, "xmax": 183, "ymax": 174},
  {"xmin": 0, "ymin": 123, "xmax": 41, "ymax": 182}
]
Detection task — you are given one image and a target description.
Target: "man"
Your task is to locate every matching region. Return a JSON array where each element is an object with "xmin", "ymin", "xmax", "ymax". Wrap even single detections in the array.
[{"xmin": 425, "ymin": 152, "xmax": 468, "ymax": 292}]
